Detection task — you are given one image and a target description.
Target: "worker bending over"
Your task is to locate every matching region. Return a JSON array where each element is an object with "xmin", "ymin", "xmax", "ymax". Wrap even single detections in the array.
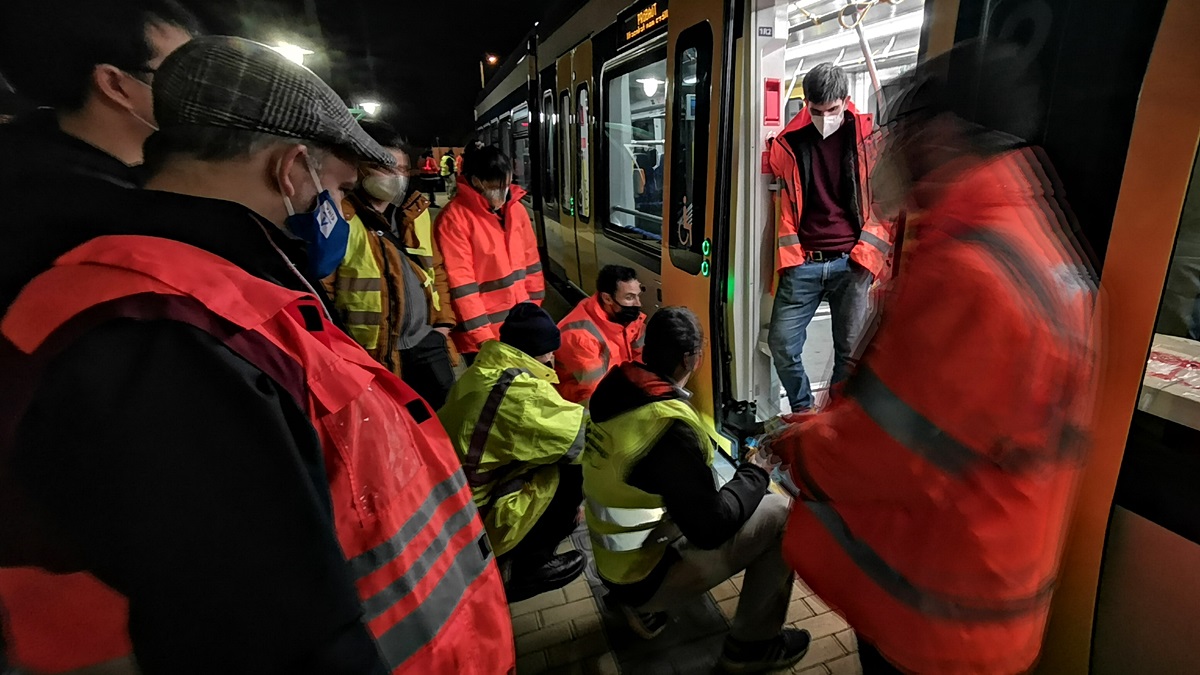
[
  {"xmin": 555, "ymin": 264, "xmax": 646, "ymax": 405},
  {"xmin": 772, "ymin": 41, "xmax": 1098, "ymax": 674},
  {"xmin": 583, "ymin": 307, "xmax": 811, "ymax": 673},
  {"xmin": 439, "ymin": 303, "xmax": 588, "ymax": 601}
]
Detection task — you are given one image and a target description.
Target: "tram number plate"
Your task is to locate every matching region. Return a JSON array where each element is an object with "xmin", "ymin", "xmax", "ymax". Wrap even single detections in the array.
[{"xmin": 758, "ymin": 27, "xmax": 774, "ymax": 38}]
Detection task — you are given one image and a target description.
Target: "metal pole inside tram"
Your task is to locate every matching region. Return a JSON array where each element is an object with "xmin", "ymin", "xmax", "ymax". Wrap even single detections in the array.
[{"xmin": 846, "ymin": 1, "xmax": 887, "ymax": 113}]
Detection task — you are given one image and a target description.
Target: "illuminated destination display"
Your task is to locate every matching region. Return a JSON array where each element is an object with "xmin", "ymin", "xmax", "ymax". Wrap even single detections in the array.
[{"xmin": 618, "ymin": 0, "xmax": 668, "ymax": 50}]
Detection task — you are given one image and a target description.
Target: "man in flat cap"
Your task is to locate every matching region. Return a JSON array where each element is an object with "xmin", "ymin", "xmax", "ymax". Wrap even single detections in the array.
[{"xmin": 0, "ymin": 37, "xmax": 515, "ymax": 675}]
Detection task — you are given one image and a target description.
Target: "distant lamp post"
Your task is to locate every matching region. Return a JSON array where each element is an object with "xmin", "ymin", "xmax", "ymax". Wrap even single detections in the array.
[
  {"xmin": 271, "ymin": 42, "xmax": 314, "ymax": 65},
  {"xmin": 358, "ymin": 101, "xmax": 381, "ymax": 116},
  {"xmin": 480, "ymin": 53, "xmax": 499, "ymax": 88}
]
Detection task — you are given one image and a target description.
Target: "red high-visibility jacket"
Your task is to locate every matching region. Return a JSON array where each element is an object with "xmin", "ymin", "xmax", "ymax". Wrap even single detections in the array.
[
  {"xmin": 767, "ymin": 101, "xmax": 893, "ymax": 277},
  {"xmin": 436, "ymin": 183, "xmax": 544, "ymax": 354},
  {"xmin": 0, "ymin": 235, "xmax": 515, "ymax": 674},
  {"xmin": 553, "ymin": 294, "xmax": 645, "ymax": 404},
  {"xmin": 777, "ymin": 149, "xmax": 1096, "ymax": 674}
]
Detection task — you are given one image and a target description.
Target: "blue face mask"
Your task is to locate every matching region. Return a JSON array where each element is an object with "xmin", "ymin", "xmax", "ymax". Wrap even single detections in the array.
[{"xmin": 283, "ymin": 158, "xmax": 350, "ymax": 279}]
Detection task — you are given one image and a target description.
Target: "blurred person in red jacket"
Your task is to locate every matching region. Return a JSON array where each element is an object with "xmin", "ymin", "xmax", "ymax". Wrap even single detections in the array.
[{"xmin": 771, "ymin": 40, "xmax": 1099, "ymax": 674}]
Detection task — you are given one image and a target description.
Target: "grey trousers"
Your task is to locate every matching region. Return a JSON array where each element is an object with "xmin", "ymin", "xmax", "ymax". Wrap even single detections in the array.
[{"xmin": 636, "ymin": 494, "xmax": 794, "ymax": 641}]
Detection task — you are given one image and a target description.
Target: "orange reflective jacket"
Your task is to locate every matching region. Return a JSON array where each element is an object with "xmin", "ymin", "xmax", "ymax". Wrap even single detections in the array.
[
  {"xmin": 778, "ymin": 149, "xmax": 1096, "ymax": 674},
  {"xmin": 0, "ymin": 235, "xmax": 515, "ymax": 674},
  {"xmin": 435, "ymin": 184, "xmax": 544, "ymax": 354},
  {"xmin": 553, "ymin": 295, "xmax": 645, "ymax": 404},
  {"xmin": 767, "ymin": 101, "xmax": 893, "ymax": 277}
]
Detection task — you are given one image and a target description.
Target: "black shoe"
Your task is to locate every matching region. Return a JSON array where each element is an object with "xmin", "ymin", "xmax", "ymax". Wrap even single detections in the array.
[
  {"xmin": 620, "ymin": 604, "xmax": 669, "ymax": 640},
  {"xmin": 718, "ymin": 628, "xmax": 811, "ymax": 673},
  {"xmin": 503, "ymin": 551, "xmax": 586, "ymax": 603}
]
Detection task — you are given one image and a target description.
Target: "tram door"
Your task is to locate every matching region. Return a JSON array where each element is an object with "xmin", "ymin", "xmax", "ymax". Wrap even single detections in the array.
[
  {"xmin": 661, "ymin": 0, "xmax": 734, "ymax": 434},
  {"xmin": 554, "ymin": 53, "xmax": 581, "ymax": 289},
  {"xmin": 553, "ymin": 44, "xmax": 599, "ymax": 293}
]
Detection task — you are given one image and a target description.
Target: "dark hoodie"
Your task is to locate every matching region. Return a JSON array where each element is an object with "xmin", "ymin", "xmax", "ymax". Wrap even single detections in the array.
[
  {"xmin": 589, "ymin": 362, "xmax": 771, "ymax": 605},
  {"xmin": 0, "ymin": 109, "xmax": 142, "ymax": 188},
  {"xmin": 1, "ymin": 185, "xmax": 387, "ymax": 674}
]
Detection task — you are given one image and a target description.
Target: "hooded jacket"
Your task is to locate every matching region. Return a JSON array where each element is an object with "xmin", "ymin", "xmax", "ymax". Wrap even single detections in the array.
[
  {"xmin": 767, "ymin": 101, "xmax": 893, "ymax": 277},
  {"xmin": 587, "ymin": 363, "xmax": 770, "ymax": 605},
  {"xmin": 435, "ymin": 183, "xmax": 544, "ymax": 354},
  {"xmin": 554, "ymin": 295, "xmax": 646, "ymax": 405}
]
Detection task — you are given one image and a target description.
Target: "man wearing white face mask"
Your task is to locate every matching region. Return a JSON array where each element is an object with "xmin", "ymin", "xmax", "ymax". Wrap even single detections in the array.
[
  {"xmin": 326, "ymin": 119, "xmax": 458, "ymax": 408},
  {"xmin": 767, "ymin": 63, "xmax": 894, "ymax": 413}
]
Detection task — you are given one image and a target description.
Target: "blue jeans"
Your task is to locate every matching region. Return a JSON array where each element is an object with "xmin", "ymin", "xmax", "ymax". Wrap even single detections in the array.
[{"xmin": 768, "ymin": 255, "xmax": 871, "ymax": 412}]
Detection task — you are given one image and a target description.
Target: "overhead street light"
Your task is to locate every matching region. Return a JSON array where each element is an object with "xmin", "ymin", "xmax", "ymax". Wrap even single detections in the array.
[
  {"xmin": 271, "ymin": 41, "xmax": 314, "ymax": 65},
  {"xmin": 480, "ymin": 53, "xmax": 499, "ymax": 88},
  {"xmin": 358, "ymin": 101, "xmax": 381, "ymax": 116}
]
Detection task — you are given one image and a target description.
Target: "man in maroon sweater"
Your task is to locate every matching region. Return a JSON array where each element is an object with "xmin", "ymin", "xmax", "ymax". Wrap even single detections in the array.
[{"xmin": 768, "ymin": 63, "xmax": 884, "ymax": 412}]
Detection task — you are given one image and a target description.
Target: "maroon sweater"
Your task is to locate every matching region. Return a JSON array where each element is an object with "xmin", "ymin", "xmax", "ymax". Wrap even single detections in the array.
[{"xmin": 797, "ymin": 118, "xmax": 857, "ymax": 252}]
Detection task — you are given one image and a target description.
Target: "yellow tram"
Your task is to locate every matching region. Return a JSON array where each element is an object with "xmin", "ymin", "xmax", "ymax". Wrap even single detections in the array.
[{"xmin": 474, "ymin": 0, "xmax": 1200, "ymax": 671}]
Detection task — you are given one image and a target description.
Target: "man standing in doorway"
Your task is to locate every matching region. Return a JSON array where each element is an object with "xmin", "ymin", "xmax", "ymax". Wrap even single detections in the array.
[{"xmin": 767, "ymin": 63, "xmax": 893, "ymax": 412}]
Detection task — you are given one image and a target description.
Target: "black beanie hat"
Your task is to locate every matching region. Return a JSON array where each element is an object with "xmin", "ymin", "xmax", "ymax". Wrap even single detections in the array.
[{"xmin": 500, "ymin": 302, "xmax": 561, "ymax": 358}]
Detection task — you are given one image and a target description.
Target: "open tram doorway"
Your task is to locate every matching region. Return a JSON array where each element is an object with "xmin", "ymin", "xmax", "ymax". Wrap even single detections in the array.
[{"xmin": 729, "ymin": 0, "xmax": 927, "ymax": 420}]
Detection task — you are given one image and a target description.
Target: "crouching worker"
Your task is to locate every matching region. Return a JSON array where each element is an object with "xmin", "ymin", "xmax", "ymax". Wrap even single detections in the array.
[
  {"xmin": 583, "ymin": 307, "xmax": 811, "ymax": 673},
  {"xmin": 439, "ymin": 302, "xmax": 588, "ymax": 602}
]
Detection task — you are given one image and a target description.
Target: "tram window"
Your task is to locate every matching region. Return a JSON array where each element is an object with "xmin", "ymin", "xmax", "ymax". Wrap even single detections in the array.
[
  {"xmin": 500, "ymin": 116, "xmax": 513, "ymax": 157},
  {"xmin": 1138, "ymin": 148, "xmax": 1200, "ymax": 431},
  {"xmin": 512, "ymin": 106, "xmax": 530, "ymax": 190},
  {"xmin": 668, "ymin": 24, "xmax": 712, "ymax": 275},
  {"xmin": 542, "ymin": 90, "xmax": 558, "ymax": 210},
  {"xmin": 604, "ymin": 51, "xmax": 667, "ymax": 247},
  {"xmin": 577, "ymin": 84, "xmax": 591, "ymax": 221},
  {"xmin": 560, "ymin": 92, "xmax": 573, "ymax": 214}
]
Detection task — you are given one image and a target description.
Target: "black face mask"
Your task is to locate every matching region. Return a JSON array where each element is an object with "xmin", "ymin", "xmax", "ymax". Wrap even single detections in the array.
[{"xmin": 610, "ymin": 303, "xmax": 641, "ymax": 326}]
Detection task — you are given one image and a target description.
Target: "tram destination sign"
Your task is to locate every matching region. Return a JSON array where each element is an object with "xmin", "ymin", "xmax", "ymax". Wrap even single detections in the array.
[{"xmin": 618, "ymin": 0, "xmax": 668, "ymax": 51}]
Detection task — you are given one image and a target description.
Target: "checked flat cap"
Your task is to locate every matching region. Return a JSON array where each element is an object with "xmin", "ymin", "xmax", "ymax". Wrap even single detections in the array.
[{"xmin": 153, "ymin": 36, "xmax": 393, "ymax": 166}]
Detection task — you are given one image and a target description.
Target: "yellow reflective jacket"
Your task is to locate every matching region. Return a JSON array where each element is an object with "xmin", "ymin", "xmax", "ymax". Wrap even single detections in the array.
[{"xmin": 439, "ymin": 340, "xmax": 586, "ymax": 556}]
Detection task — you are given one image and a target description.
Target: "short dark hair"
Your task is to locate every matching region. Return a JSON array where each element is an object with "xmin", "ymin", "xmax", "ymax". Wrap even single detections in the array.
[
  {"xmin": 0, "ymin": 0, "xmax": 200, "ymax": 110},
  {"xmin": 802, "ymin": 63, "xmax": 848, "ymax": 106},
  {"xmin": 597, "ymin": 265, "xmax": 638, "ymax": 297},
  {"xmin": 358, "ymin": 119, "xmax": 404, "ymax": 150},
  {"xmin": 141, "ymin": 126, "xmax": 333, "ymax": 177},
  {"xmin": 642, "ymin": 307, "xmax": 703, "ymax": 378},
  {"xmin": 461, "ymin": 144, "xmax": 511, "ymax": 183}
]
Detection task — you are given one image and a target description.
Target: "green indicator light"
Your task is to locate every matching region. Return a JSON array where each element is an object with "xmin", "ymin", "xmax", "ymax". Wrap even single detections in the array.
[
  {"xmin": 701, "ymin": 261, "xmax": 710, "ymax": 277},
  {"xmin": 702, "ymin": 239, "xmax": 711, "ymax": 256}
]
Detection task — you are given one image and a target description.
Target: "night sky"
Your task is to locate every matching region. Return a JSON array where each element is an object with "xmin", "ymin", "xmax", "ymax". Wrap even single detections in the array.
[{"xmin": 190, "ymin": 0, "xmax": 579, "ymax": 147}]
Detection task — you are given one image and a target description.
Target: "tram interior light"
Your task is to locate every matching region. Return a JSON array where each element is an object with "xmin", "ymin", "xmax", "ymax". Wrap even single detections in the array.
[
  {"xmin": 683, "ymin": 75, "xmax": 698, "ymax": 86},
  {"xmin": 271, "ymin": 41, "xmax": 314, "ymax": 65},
  {"xmin": 637, "ymin": 78, "xmax": 663, "ymax": 97}
]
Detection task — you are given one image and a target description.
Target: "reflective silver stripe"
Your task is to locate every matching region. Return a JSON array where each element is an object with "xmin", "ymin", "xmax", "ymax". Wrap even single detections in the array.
[
  {"xmin": 590, "ymin": 527, "xmax": 672, "ymax": 553},
  {"xmin": 489, "ymin": 309, "xmax": 510, "ymax": 324},
  {"xmin": 336, "ymin": 276, "xmax": 382, "ymax": 292},
  {"xmin": 631, "ymin": 332, "xmax": 645, "ymax": 350},
  {"xmin": 478, "ymin": 269, "xmax": 527, "ymax": 294},
  {"xmin": 526, "ymin": 261, "xmax": 543, "ymax": 274},
  {"xmin": 573, "ymin": 365, "xmax": 608, "ymax": 385},
  {"xmin": 561, "ymin": 319, "xmax": 609, "ymax": 380},
  {"xmin": 348, "ymin": 471, "xmax": 469, "ymax": 578},
  {"xmin": 563, "ymin": 422, "xmax": 586, "ymax": 462},
  {"xmin": 372, "ymin": 531, "xmax": 494, "ymax": 668},
  {"xmin": 464, "ymin": 368, "xmax": 528, "ymax": 488},
  {"xmin": 529, "ymin": 290, "xmax": 546, "ymax": 300},
  {"xmin": 805, "ymin": 501, "xmax": 1054, "ymax": 621},
  {"xmin": 587, "ymin": 499, "xmax": 665, "ymax": 528},
  {"xmin": 360, "ymin": 498, "xmax": 479, "ymax": 621},
  {"xmin": 859, "ymin": 229, "xmax": 892, "ymax": 255},
  {"xmin": 450, "ymin": 282, "xmax": 481, "ymax": 299},
  {"xmin": 846, "ymin": 366, "xmax": 980, "ymax": 477},
  {"xmin": 457, "ymin": 310, "xmax": 512, "ymax": 335},
  {"xmin": 344, "ymin": 310, "xmax": 382, "ymax": 325},
  {"xmin": 779, "ymin": 234, "xmax": 802, "ymax": 247}
]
